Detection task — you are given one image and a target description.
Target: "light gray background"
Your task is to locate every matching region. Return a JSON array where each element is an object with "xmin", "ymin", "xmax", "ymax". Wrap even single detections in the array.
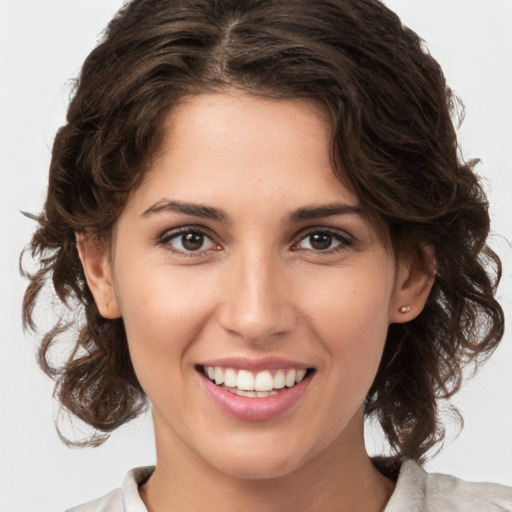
[{"xmin": 1, "ymin": 1, "xmax": 511, "ymax": 510}]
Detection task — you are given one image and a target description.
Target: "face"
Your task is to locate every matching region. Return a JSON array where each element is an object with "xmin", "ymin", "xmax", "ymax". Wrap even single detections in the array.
[{"xmin": 83, "ymin": 92, "xmax": 426, "ymax": 480}]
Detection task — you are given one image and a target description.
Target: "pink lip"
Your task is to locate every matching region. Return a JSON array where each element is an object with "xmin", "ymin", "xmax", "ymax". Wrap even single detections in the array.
[
  {"xmin": 198, "ymin": 370, "xmax": 312, "ymax": 422},
  {"xmin": 198, "ymin": 356, "xmax": 310, "ymax": 372}
]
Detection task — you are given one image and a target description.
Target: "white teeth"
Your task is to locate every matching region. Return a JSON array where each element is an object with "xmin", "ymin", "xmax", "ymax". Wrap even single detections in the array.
[
  {"xmin": 237, "ymin": 370, "xmax": 255, "ymax": 391},
  {"xmin": 296, "ymin": 368, "xmax": 307, "ymax": 383},
  {"xmin": 236, "ymin": 389, "xmax": 254, "ymax": 397},
  {"xmin": 232, "ymin": 388, "xmax": 278, "ymax": 398},
  {"xmin": 285, "ymin": 369, "xmax": 297, "ymax": 387},
  {"xmin": 273, "ymin": 370, "xmax": 285, "ymax": 389},
  {"xmin": 204, "ymin": 366, "xmax": 310, "ymax": 393},
  {"xmin": 214, "ymin": 367, "xmax": 224, "ymax": 385},
  {"xmin": 224, "ymin": 368, "xmax": 237, "ymax": 388},
  {"xmin": 254, "ymin": 370, "xmax": 273, "ymax": 391}
]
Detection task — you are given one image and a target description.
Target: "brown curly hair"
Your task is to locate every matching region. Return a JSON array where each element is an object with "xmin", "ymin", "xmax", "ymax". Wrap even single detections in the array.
[{"xmin": 22, "ymin": 0, "xmax": 504, "ymax": 461}]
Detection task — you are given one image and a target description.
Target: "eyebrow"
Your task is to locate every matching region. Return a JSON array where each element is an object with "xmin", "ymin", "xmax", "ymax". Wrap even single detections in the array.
[
  {"xmin": 142, "ymin": 199, "xmax": 361, "ymax": 223},
  {"xmin": 142, "ymin": 199, "xmax": 229, "ymax": 221},
  {"xmin": 288, "ymin": 203, "xmax": 362, "ymax": 222}
]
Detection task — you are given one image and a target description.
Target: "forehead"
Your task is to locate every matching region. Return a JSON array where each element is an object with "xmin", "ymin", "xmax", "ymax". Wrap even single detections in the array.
[{"xmin": 128, "ymin": 91, "xmax": 360, "ymax": 214}]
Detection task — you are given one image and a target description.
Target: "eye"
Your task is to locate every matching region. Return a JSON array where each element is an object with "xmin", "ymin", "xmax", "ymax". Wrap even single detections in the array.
[
  {"xmin": 159, "ymin": 228, "xmax": 218, "ymax": 255},
  {"xmin": 293, "ymin": 229, "xmax": 353, "ymax": 253}
]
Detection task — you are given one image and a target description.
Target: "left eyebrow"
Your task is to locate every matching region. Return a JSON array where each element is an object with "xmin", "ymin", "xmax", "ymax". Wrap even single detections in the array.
[
  {"xmin": 288, "ymin": 203, "xmax": 362, "ymax": 223},
  {"xmin": 142, "ymin": 199, "xmax": 229, "ymax": 222}
]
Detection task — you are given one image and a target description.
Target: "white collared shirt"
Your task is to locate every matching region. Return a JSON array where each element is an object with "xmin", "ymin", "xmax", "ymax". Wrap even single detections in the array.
[{"xmin": 66, "ymin": 460, "xmax": 512, "ymax": 511}]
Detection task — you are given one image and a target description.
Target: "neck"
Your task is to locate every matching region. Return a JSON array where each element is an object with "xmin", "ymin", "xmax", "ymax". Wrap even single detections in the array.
[{"xmin": 140, "ymin": 412, "xmax": 395, "ymax": 512}]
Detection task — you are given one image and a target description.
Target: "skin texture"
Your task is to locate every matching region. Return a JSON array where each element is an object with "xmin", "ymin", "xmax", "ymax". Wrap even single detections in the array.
[{"xmin": 78, "ymin": 92, "xmax": 433, "ymax": 511}]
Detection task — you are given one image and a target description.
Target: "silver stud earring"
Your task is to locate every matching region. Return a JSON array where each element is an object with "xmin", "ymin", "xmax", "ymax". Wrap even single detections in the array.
[{"xmin": 399, "ymin": 305, "xmax": 411, "ymax": 314}]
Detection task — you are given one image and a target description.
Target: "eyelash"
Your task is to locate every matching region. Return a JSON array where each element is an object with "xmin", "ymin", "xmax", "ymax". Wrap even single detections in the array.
[
  {"xmin": 292, "ymin": 228, "xmax": 354, "ymax": 254},
  {"xmin": 156, "ymin": 226, "xmax": 354, "ymax": 257},
  {"xmin": 157, "ymin": 226, "xmax": 220, "ymax": 258}
]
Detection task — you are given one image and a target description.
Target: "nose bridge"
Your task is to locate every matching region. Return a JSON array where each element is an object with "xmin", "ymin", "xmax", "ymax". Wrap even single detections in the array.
[{"xmin": 219, "ymin": 244, "xmax": 295, "ymax": 343}]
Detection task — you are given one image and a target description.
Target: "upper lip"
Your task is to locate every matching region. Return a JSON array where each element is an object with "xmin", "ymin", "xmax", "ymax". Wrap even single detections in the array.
[{"xmin": 197, "ymin": 356, "xmax": 312, "ymax": 372}]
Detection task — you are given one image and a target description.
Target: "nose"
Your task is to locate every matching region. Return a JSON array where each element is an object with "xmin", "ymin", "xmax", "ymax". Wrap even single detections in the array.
[{"xmin": 218, "ymin": 248, "xmax": 297, "ymax": 344}]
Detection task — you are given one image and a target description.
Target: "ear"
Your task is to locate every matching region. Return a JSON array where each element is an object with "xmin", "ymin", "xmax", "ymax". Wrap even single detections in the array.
[
  {"xmin": 389, "ymin": 246, "xmax": 435, "ymax": 324},
  {"xmin": 76, "ymin": 233, "xmax": 121, "ymax": 319}
]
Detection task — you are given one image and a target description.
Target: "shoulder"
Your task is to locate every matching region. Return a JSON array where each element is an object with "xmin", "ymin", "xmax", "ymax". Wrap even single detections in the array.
[
  {"xmin": 65, "ymin": 466, "xmax": 154, "ymax": 512},
  {"xmin": 386, "ymin": 460, "xmax": 512, "ymax": 511},
  {"xmin": 65, "ymin": 489, "xmax": 124, "ymax": 512},
  {"xmin": 425, "ymin": 468, "xmax": 512, "ymax": 511}
]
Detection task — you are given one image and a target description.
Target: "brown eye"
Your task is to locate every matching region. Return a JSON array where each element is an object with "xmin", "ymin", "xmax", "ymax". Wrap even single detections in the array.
[
  {"xmin": 182, "ymin": 232, "xmax": 205, "ymax": 251},
  {"xmin": 309, "ymin": 233, "xmax": 333, "ymax": 250},
  {"xmin": 294, "ymin": 229, "xmax": 353, "ymax": 253},
  {"xmin": 162, "ymin": 229, "xmax": 217, "ymax": 254}
]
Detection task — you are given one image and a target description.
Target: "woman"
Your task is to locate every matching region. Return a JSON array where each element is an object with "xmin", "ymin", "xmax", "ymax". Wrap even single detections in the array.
[{"xmin": 22, "ymin": 0, "xmax": 511, "ymax": 510}]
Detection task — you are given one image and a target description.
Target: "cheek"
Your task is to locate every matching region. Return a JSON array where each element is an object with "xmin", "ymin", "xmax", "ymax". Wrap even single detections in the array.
[
  {"xmin": 115, "ymin": 255, "xmax": 214, "ymax": 326},
  {"xmin": 301, "ymin": 265, "xmax": 393, "ymax": 332},
  {"xmin": 299, "ymin": 265, "xmax": 393, "ymax": 373},
  {"xmin": 112, "ymin": 264, "xmax": 217, "ymax": 380}
]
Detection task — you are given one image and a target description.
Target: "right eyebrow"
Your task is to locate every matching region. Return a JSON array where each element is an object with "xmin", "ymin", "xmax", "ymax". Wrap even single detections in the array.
[
  {"xmin": 141, "ymin": 199, "xmax": 229, "ymax": 222},
  {"xmin": 288, "ymin": 203, "xmax": 362, "ymax": 223}
]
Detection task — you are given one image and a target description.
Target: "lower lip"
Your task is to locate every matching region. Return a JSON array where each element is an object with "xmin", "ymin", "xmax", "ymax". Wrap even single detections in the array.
[{"xmin": 199, "ymin": 371, "xmax": 312, "ymax": 422}]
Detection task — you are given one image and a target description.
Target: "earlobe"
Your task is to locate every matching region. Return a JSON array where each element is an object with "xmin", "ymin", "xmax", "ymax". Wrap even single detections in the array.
[
  {"xmin": 75, "ymin": 233, "xmax": 121, "ymax": 319},
  {"xmin": 389, "ymin": 247, "xmax": 435, "ymax": 324}
]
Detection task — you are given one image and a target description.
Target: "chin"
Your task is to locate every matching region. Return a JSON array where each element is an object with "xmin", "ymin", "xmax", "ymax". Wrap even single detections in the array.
[
  {"xmin": 212, "ymin": 450, "xmax": 307, "ymax": 481},
  {"xmin": 199, "ymin": 432, "xmax": 318, "ymax": 481}
]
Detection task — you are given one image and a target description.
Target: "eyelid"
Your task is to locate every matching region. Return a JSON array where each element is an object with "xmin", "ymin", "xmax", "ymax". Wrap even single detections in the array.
[
  {"xmin": 157, "ymin": 225, "xmax": 221, "ymax": 256},
  {"xmin": 291, "ymin": 226, "xmax": 354, "ymax": 252}
]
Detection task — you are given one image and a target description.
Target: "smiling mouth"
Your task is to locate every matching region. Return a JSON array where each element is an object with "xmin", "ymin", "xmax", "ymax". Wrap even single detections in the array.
[{"xmin": 198, "ymin": 366, "xmax": 316, "ymax": 398}]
